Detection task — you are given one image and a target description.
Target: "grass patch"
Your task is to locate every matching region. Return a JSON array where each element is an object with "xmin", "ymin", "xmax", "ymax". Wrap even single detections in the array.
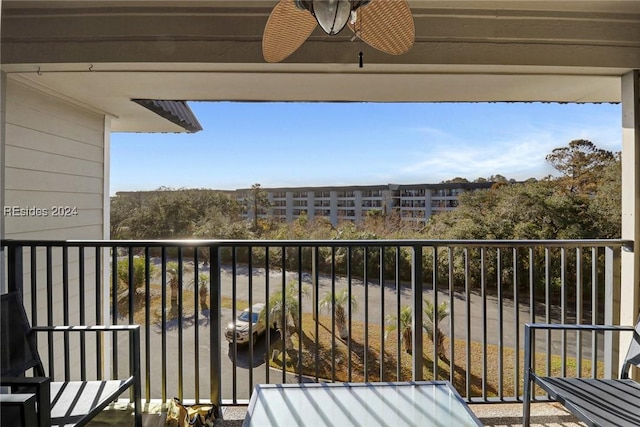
[
  {"xmin": 221, "ymin": 297, "xmax": 249, "ymax": 311},
  {"xmin": 124, "ymin": 289, "xmax": 248, "ymax": 325},
  {"xmin": 268, "ymin": 313, "xmax": 604, "ymax": 398}
]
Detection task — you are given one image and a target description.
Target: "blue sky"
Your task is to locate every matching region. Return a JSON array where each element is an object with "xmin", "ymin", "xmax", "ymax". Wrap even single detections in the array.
[{"xmin": 110, "ymin": 102, "xmax": 621, "ymax": 195}]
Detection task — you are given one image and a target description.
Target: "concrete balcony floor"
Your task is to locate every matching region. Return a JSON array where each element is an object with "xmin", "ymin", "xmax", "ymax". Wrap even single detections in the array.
[
  {"xmin": 218, "ymin": 403, "xmax": 585, "ymax": 427},
  {"xmin": 87, "ymin": 401, "xmax": 585, "ymax": 426}
]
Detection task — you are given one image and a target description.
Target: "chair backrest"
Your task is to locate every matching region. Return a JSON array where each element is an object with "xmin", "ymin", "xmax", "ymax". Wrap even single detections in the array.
[
  {"xmin": 621, "ymin": 315, "xmax": 640, "ymax": 379},
  {"xmin": 0, "ymin": 292, "xmax": 45, "ymax": 377}
]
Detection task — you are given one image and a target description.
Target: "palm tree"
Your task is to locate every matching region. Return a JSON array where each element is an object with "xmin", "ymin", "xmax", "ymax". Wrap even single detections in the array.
[
  {"xmin": 260, "ymin": 281, "xmax": 310, "ymax": 350},
  {"xmin": 423, "ymin": 299, "xmax": 450, "ymax": 361},
  {"xmin": 166, "ymin": 261, "xmax": 193, "ymax": 317},
  {"xmin": 166, "ymin": 261, "xmax": 180, "ymax": 312},
  {"xmin": 197, "ymin": 273, "xmax": 209, "ymax": 311},
  {"xmin": 319, "ymin": 288, "xmax": 358, "ymax": 340},
  {"xmin": 385, "ymin": 305, "xmax": 413, "ymax": 354}
]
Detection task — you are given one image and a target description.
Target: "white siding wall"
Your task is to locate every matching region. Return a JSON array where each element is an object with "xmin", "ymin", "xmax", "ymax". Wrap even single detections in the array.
[
  {"xmin": 3, "ymin": 78, "xmax": 108, "ymax": 379},
  {"xmin": 4, "ymin": 79, "xmax": 106, "ymax": 240}
]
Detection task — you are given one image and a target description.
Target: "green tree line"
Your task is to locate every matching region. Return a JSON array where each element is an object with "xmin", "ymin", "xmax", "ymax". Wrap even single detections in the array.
[{"xmin": 111, "ymin": 140, "xmax": 620, "ymax": 303}]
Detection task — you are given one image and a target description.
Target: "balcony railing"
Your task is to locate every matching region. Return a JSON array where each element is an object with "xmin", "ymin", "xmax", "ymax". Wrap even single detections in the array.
[{"xmin": 2, "ymin": 238, "xmax": 629, "ymax": 409}]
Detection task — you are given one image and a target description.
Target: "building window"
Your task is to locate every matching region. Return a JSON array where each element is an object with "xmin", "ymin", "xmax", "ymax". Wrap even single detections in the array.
[
  {"xmin": 402, "ymin": 210, "xmax": 425, "ymax": 218},
  {"xmin": 431, "ymin": 200, "xmax": 458, "ymax": 209},
  {"xmin": 361, "ymin": 190, "xmax": 382, "ymax": 197},
  {"xmin": 401, "ymin": 189, "xmax": 425, "ymax": 197},
  {"xmin": 362, "ymin": 200, "xmax": 382, "ymax": 208},
  {"xmin": 401, "ymin": 200, "xmax": 425, "ymax": 208}
]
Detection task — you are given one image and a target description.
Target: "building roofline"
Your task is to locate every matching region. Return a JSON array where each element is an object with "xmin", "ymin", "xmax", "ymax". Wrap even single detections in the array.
[
  {"xmin": 132, "ymin": 99, "xmax": 203, "ymax": 133},
  {"xmin": 236, "ymin": 182, "xmax": 498, "ymax": 192}
]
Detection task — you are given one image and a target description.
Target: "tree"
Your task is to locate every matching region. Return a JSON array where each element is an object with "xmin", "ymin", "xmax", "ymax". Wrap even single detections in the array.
[
  {"xmin": 487, "ymin": 174, "xmax": 510, "ymax": 183},
  {"xmin": 116, "ymin": 256, "xmax": 155, "ymax": 316},
  {"xmin": 546, "ymin": 139, "xmax": 616, "ymax": 195},
  {"xmin": 111, "ymin": 188, "xmax": 243, "ymax": 240},
  {"xmin": 319, "ymin": 288, "xmax": 358, "ymax": 340},
  {"xmin": 260, "ymin": 281, "xmax": 310, "ymax": 350},
  {"xmin": 441, "ymin": 177, "xmax": 469, "ymax": 184},
  {"xmin": 383, "ymin": 301, "xmax": 450, "ymax": 358},
  {"xmin": 424, "ymin": 178, "xmax": 599, "ymax": 241},
  {"xmin": 244, "ymin": 183, "xmax": 270, "ymax": 233},
  {"xmin": 196, "ymin": 273, "xmax": 210, "ymax": 311},
  {"xmin": 193, "ymin": 205, "xmax": 252, "ymax": 240},
  {"xmin": 385, "ymin": 305, "xmax": 413, "ymax": 354},
  {"xmin": 110, "ymin": 194, "xmax": 140, "ymax": 239},
  {"xmin": 166, "ymin": 261, "xmax": 192, "ymax": 316},
  {"xmin": 423, "ymin": 299, "xmax": 450, "ymax": 361},
  {"xmin": 587, "ymin": 156, "xmax": 621, "ymax": 238},
  {"xmin": 116, "ymin": 256, "xmax": 152, "ymax": 293}
]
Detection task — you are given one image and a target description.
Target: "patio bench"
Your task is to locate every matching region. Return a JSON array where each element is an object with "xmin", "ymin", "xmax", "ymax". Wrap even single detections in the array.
[
  {"xmin": 0, "ymin": 291, "xmax": 142, "ymax": 427},
  {"xmin": 523, "ymin": 318, "xmax": 640, "ymax": 427}
]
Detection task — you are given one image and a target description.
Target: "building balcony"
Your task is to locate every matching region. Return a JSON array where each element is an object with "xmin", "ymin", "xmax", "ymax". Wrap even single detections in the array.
[{"xmin": 2, "ymin": 238, "xmax": 631, "ymax": 426}]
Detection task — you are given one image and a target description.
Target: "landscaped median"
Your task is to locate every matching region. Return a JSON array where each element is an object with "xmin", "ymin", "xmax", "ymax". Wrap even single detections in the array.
[{"xmin": 266, "ymin": 313, "xmax": 605, "ymax": 399}]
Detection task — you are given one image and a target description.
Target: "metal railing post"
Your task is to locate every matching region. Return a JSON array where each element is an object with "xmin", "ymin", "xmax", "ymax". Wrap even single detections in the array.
[
  {"xmin": 412, "ymin": 245, "xmax": 424, "ymax": 381},
  {"xmin": 210, "ymin": 245, "xmax": 222, "ymax": 410},
  {"xmin": 604, "ymin": 245, "xmax": 621, "ymax": 378},
  {"xmin": 312, "ymin": 248, "xmax": 318, "ymax": 321},
  {"xmin": 7, "ymin": 241, "xmax": 23, "ymax": 295}
]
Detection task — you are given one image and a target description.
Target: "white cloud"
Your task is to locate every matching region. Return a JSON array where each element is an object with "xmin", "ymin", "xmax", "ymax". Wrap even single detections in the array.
[
  {"xmin": 398, "ymin": 121, "xmax": 621, "ymax": 182},
  {"xmin": 411, "ymin": 126, "xmax": 459, "ymax": 141}
]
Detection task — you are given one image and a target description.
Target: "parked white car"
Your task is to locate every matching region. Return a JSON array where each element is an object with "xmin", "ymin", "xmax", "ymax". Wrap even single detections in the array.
[{"xmin": 225, "ymin": 303, "xmax": 266, "ymax": 345}]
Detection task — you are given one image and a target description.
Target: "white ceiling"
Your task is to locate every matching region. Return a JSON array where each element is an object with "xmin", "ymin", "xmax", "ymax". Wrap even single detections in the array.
[
  {"xmin": 5, "ymin": 63, "xmax": 624, "ymax": 132},
  {"xmin": 2, "ymin": 1, "xmax": 638, "ymax": 132}
]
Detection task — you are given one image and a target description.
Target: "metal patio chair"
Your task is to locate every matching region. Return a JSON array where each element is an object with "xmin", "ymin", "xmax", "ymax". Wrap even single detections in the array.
[
  {"xmin": 0, "ymin": 291, "xmax": 142, "ymax": 427},
  {"xmin": 523, "ymin": 317, "xmax": 640, "ymax": 427}
]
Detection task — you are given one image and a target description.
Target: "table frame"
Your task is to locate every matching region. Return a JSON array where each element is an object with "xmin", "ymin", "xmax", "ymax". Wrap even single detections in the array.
[{"xmin": 243, "ymin": 381, "xmax": 483, "ymax": 427}]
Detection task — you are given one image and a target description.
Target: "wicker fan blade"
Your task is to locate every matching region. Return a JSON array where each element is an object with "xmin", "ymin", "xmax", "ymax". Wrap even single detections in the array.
[
  {"xmin": 263, "ymin": 0, "xmax": 317, "ymax": 63},
  {"xmin": 349, "ymin": 0, "xmax": 415, "ymax": 55}
]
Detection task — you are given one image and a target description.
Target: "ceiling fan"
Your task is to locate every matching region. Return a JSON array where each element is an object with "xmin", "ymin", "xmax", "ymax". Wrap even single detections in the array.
[{"xmin": 262, "ymin": 0, "xmax": 415, "ymax": 63}]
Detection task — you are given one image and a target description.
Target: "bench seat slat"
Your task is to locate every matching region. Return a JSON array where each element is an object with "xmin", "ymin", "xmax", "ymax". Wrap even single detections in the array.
[
  {"xmin": 535, "ymin": 377, "xmax": 640, "ymax": 427},
  {"xmin": 50, "ymin": 380, "xmax": 131, "ymax": 426}
]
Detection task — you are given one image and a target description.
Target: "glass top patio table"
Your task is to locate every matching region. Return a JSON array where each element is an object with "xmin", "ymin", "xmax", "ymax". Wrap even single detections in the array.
[{"xmin": 242, "ymin": 381, "xmax": 483, "ymax": 427}]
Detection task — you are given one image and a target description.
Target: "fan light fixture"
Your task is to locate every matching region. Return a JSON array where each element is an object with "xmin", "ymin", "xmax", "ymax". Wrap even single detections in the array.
[
  {"xmin": 295, "ymin": 0, "xmax": 370, "ymax": 35},
  {"xmin": 262, "ymin": 0, "xmax": 415, "ymax": 63}
]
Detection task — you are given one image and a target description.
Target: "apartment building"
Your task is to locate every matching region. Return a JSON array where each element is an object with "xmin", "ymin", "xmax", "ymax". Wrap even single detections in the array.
[{"xmin": 238, "ymin": 182, "xmax": 495, "ymax": 226}]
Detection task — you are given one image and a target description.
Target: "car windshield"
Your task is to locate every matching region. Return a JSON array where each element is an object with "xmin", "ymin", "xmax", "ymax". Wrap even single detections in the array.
[{"xmin": 238, "ymin": 311, "xmax": 259, "ymax": 323}]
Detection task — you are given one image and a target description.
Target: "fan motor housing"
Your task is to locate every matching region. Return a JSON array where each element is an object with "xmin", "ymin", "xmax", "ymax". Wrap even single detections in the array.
[
  {"xmin": 294, "ymin": 0, "xmax": 371, "ymax": 17},
  {"xmin": 294, "ymin": 0, "xmax": 371, "ymax": 35}
]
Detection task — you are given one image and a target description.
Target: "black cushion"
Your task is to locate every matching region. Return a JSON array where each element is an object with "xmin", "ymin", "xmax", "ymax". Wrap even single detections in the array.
[{"xmin": 1, "ymin": 292, "xmax": 42, "ymax": 377}]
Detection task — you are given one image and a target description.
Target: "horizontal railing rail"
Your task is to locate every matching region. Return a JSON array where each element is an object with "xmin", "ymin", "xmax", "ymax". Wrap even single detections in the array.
[{"xmin": 2, "ymin": 238, "xmax": 630, "ymax": 407}]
